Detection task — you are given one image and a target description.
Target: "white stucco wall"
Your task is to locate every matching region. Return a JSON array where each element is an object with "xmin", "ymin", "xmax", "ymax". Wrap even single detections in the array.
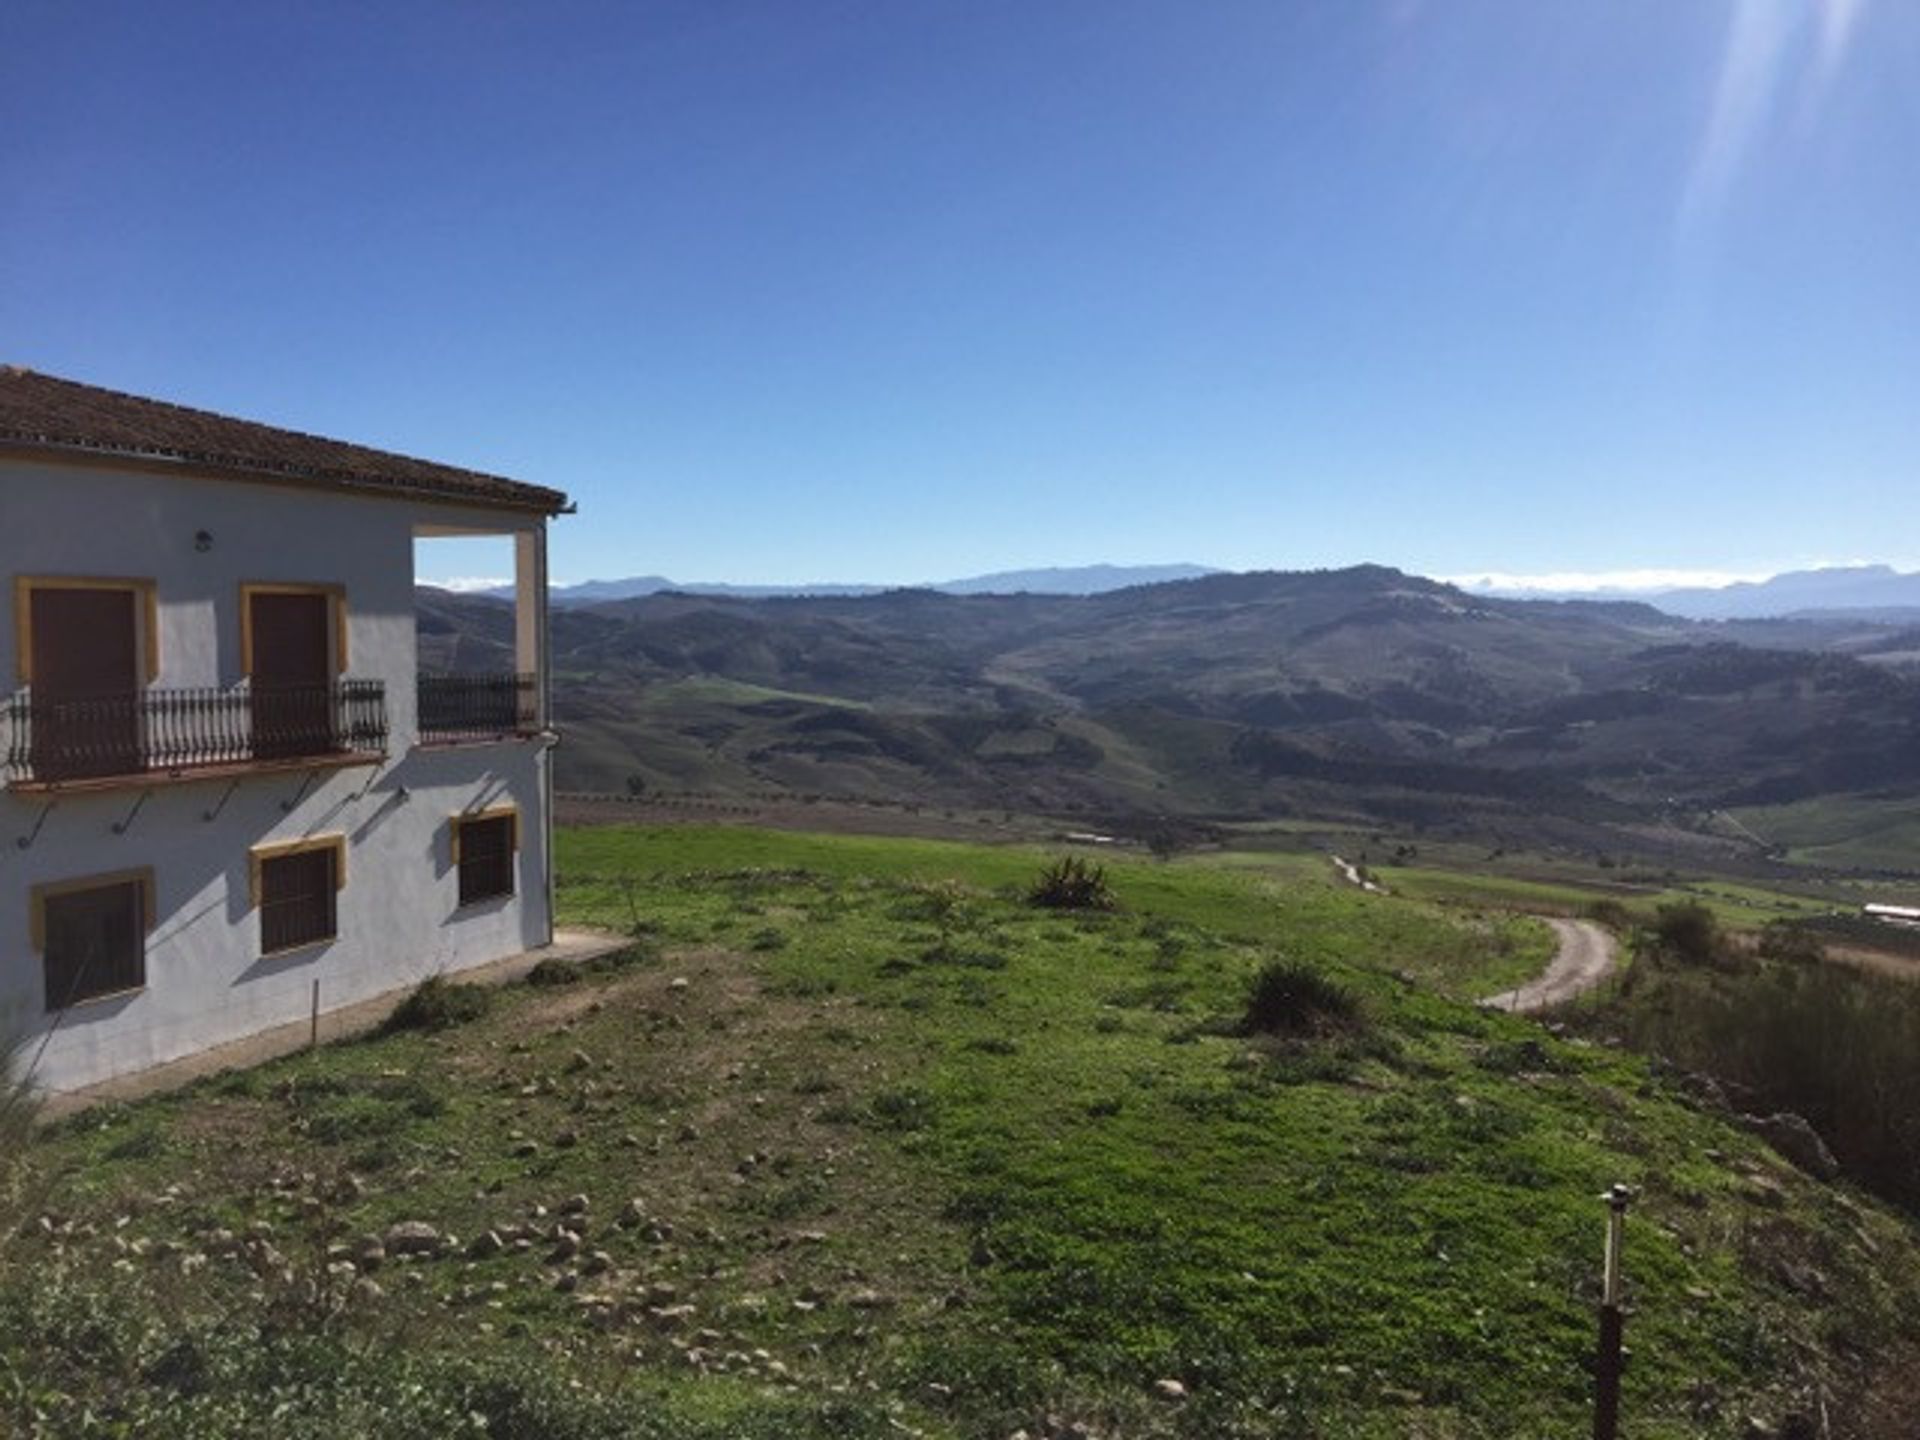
[{"xmin": 0, "ymin": 456, "xmax": 554, "ymax": 1094}]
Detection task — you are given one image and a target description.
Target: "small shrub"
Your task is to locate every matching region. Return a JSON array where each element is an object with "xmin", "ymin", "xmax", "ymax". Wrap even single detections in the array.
[
  {"xmin": 305, "ymin": 1095, "xmax": 406, "ymax": 1145},
  {"xmin": 868, "ymin": 1085, "xmax": 937, "ymax": 1131},
  {"xmin": 1105, "ymin": 979, "xmax": 1188, "ymax": 1012},
  {"xmin": 736, "ymin": 1176, "xmax": 830, "ymax": 1221},
  {"xmin": 1474, "ymin": 1037, "xmax": 1558, "ymax": 1076},
  {"xmin": 1651, "ymin": 901, "xmax": 1728, "ymax": 968},
  {"xmin": 922, "ymin": 944, "xmax": 1008, "ymax": 970},
  {"xmin": 103, "ymin": 1123, "xmax": 167, "ymax": 1161},
  {"xmin": 1242, "ymin": 960, "xmax": 1365, "ymax": 1037},
  {"xmin": 347, "ymin": 1139, "xmax": 402, "ymax": 1173},
  {"xmin": 1756, "ymin": 922, "xmax": 1826, "ymax": 966},
  {"xmin": 964, "ymin": 1036, "xmax": 1019, "ymax": 1056},
  {"xmin": 524, "ymin": 958, "xmax": 581, "ymax": 987},
  {"xmin": 1, "ymin": 1041, "xmax": 36, "ymax": 1154},
  {"xmin": 209, "ymin": 1068, "xmax": 262, "ymax": 1098},
  {"xmin": 1, "ymin": 1033, "xmax": 41, "ymax": 1251},
  {"xmin": 580, "ymin": 943, "xmax": 652, "ymax": 979},
  {"xmin": 1027, "ymin": 855, "xmax": 1116, "ymax": 911},
  {"xmin": 383, "ymin": 976, "xmax": 491, "ymax": 1034},
  {"xmin": 1585, "ymin": 899, "xmax": 1632, "ymax": 932},
  {"xmin": 907, "ymin": 879, "xmax": 974, "ymax": 927}
]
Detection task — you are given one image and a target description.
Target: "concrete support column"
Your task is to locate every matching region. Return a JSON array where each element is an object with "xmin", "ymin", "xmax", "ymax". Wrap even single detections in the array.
[
  {"xmin": 514, "ymin": 523, "xmax": 556, "ymax": 948},
  {"xmin": 513, "ymin": 528, "xmax": 546, "ymax": 724}
]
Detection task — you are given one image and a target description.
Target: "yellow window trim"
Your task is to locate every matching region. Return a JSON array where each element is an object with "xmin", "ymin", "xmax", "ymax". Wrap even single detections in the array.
[
  {"xmin": 247, "ymin": 834, "xmax": 348, "ymax": 908},
  {"xmin": 238, "ymin": 582, "xmax": 349, "ymax": 677},
  {"xmin": 28, "ymin": 868, "xmax": 157, "ymax": 952},
  {"xmin": 14, "ymin": 576, "xmax": 161, "ymax": 687},
  {"xmin": 450, "ymin": 805, "xmax": 520, "ymax": 865}
]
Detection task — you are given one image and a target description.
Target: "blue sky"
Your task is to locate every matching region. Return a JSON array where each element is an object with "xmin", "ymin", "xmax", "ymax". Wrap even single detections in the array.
[{"xmin": 3, "ymin": 1, "xmax": 1915, "ymax": 590}]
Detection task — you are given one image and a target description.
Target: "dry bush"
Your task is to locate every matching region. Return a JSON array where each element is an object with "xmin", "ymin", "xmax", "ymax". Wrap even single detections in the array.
[
  {"xmin": 1243, "ymin": 959, "xmax": 1366, "ymax": 1038},
  {"xmin": 1603, "ymin": 942, "xmax": 1920, "ymax": 1213},
  {"xmin": 0, "ymin": 1033, "xmax": 42, "ymax": 1260},
  {"xmin": 382, "ymin": 975, "xmax": 491, "ymax": 1033},
  {"xmin": 1028, "ymin": 856, "xmax": 1116, "ymax": 911}
]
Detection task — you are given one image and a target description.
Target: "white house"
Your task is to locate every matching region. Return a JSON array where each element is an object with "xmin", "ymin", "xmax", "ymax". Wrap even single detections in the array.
[{"xmin": 0, "ymin": 366, "xmax": 569, "ymax": 1096}]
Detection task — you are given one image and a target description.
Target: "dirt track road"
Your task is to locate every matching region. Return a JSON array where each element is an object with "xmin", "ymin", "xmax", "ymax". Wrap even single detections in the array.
[
  {"xmin": 1481, "ymin": 919, "xmax": 1619, "ymax": 1014},
  {"xmin": 1328, "ymin": 855, "xmax": 1386, "ymax": 894}
]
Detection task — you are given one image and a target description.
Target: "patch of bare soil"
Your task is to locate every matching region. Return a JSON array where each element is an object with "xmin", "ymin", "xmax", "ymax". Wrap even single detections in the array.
[{"xmin": 477, "ymin": 943, "xmax": 956, "ymax": 1306}]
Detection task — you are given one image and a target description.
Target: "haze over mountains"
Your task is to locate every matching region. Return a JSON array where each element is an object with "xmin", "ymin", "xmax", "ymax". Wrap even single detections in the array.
[
  {"xmin": 1463, "ymin": 564, "xmax": 1920, "ymax": 621},
  {"xmin": 489, "ymin": 563, "xmax": 1220, "ymax": 606},
  {"xmin": 488, "ymin": 562, "xmax": 1920, "ymax": 622},
  {"xmin": 423, "ymin": 564, "xmax": 1920, "ymax": 843}
]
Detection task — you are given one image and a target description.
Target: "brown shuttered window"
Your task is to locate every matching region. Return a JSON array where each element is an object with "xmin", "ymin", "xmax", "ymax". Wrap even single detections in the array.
[
  {"xmin": 42, "ymin": 878, "xmax": 147, "ymax": 1009},
  {"xmin": 260, "ymin": 847, "xmax": 338, "ymax": 953},
  {"xmin": 456, "ymin": 814, "xmax": 516, "ymax": 906}
]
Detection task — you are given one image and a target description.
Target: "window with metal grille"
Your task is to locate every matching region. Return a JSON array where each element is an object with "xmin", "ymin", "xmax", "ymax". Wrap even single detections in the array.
[
  {"xmin": 456, "ymin": 813, "xmax": 516, "ymax": 906},
  {"xmin": 40, "ymin": 876, "xmax": 147, "ymax": 1009},
  {"xmin": 259, "ymin": 846, "xmax": 338, "ymax": 953}
]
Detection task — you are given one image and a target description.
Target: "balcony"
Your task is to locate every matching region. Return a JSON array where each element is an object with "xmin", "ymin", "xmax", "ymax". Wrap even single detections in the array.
[
  {"xmin": 3, "ymin": 681, "xmax": 388, "ymax": 789},
  {"xmin": 417, "ymin": 672, "xmax": 539, "ymax": 746}
]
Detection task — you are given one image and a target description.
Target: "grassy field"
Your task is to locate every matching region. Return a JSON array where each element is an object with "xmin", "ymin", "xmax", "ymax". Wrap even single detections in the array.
[
  {"xmin": 7, "ymin": 827, "xmax": 1919, "ymax": 1437},
  {"xmin": 1366, "ymin": 863, "xmax": 1837, "ymax": 929},
  {"xmin": 1729, "ymin": 795, "xmax": 1920, "ymax": 876},
  {"xmin": 1206, "ymin": 820, "xmax": 1854, "ymax": 931}
]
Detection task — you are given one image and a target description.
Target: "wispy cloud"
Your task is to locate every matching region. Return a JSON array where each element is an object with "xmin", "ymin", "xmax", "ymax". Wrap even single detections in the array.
[
  {"xmin": 1815, "ymin": 0, "xmax": 1870, "ymax": 86},
  {"xmin": 428, "ymin": 575, "xmax": 511, "ymax": 593},
  {"xmin": 1679, "ymin": 1, "xmax": 1800, "ymax": 246},
  {"xmin": 1678, "ymin": 0, "xmax": 1871, "ymax": 248}
]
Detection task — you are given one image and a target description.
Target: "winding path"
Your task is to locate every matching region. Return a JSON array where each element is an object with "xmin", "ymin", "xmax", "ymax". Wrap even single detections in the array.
[
  {"xmin": 1328, "ymin": 855, "xmax": 1387, "ymax": 894},
  {"xmin": 1481, "ymin": 918, "xmax": 1618, "ymax": 1014},
  {"xmin": 1322, "ymin": 856, "xmax": 1616, "ymax": 1012}
]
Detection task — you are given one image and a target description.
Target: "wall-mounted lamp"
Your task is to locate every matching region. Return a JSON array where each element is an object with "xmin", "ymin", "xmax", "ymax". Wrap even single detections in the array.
[{"xmin": 194, "ymin": 530, "xmax": 214, "ymax": 552}]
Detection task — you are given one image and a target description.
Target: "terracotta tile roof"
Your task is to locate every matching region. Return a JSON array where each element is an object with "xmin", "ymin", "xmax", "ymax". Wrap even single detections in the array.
[{"xmin": 0, "ymin": 366, "xmax": 569, "ymax": 514}]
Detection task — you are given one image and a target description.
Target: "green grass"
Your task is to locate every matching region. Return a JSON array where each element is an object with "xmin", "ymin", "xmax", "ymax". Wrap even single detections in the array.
[
  {"xmin": 1373, "ymin": 862, "xmax": 1834, "ymax": 929},
  {"xmin": 8, "ymin": 826, "xmax": 1919, "ymax": 1437},
  {"xmin": 1731, "ymin": 794, "xmax": 1920, "ymax": 874}
]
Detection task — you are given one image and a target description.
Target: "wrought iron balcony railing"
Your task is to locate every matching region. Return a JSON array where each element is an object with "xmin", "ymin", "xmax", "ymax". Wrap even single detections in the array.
[
  {"xmin": 3, "ymin": 680, "xmax": 387, "ymax": 786},
  {"xmin": 416, "ymin": 672, "xmax": 539, "ymax": 746}
]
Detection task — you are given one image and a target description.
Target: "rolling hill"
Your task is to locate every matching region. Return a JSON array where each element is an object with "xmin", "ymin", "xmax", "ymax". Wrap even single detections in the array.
[
  {"xmin": 481, "ymin": 562, "xmax": 1221, "ymax": 606},
  {"xmin": 419, "ymin": 566, "xmax": 1920, "ymax": 841}
]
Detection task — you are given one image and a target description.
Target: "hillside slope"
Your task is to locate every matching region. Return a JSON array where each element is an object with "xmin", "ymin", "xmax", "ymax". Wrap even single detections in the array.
[
  {"xmin": 12, "ymin": 828, "xmax": 1918, "ymax": 1436},
  {"xmin": 419, "ymin": 567, "xmax": 1920, "ymax": 833}
]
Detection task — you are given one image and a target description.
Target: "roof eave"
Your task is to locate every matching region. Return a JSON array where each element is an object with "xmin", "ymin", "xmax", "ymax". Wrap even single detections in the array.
[{"xmin": 0, "ymin": 436, "xmax": 571, "ymax": 517}]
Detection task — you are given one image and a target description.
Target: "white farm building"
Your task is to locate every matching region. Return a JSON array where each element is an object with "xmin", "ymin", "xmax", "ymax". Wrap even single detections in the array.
[
  {"xmin": 1863, "ymin": 904, "xmax": 1920, "ymax": 930},
  {"xmin": 0, "ymin": 366, "xmax": 568, "ymax": 1097}
]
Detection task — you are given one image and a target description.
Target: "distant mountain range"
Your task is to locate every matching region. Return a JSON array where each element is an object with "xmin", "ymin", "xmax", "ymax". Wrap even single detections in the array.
[
  {"xmin": 1653, "ymin": 566, "xmax": 1920, "ymax": 621},
  {"xmin": 421, "ymin": 564, "xmax": 1920, "ymax": 840},
  {"xmin": 487, "ymin": 563, "xmax": 1220, "ymax": 606},
  {"xmin": 1467, "ymin": 565, "xmax": 1920, "ymax": 621},
  {"xmin": 490, "ymin": 562, "xmax": 1920, "ymax": 621}
]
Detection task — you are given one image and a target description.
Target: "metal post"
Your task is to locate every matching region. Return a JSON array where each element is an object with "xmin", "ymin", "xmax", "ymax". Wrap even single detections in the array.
[
  {"xmin": 1594, "ymin": 1183, "xmax": 1633, "ymax": 1440},
  {"xmin": 309, "ymin": 980, "xmax": 321, "ymax": 1050}
]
